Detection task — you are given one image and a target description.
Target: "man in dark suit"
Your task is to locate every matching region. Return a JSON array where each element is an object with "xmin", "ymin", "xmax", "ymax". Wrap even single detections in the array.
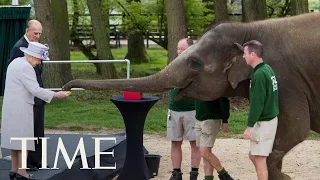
[{"xmin": 8, "ymin": 19, "xmax": 45, "ymax": 170}]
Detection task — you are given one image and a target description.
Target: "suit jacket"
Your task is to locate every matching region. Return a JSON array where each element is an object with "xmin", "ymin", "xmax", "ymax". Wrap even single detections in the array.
[
  {"xmin": 8, "ymin": 36, "xmax": 44, "ymax": 106},
  {"xmin": 1, "ymin": 57, "xmax": 54, "ymax": 151}
]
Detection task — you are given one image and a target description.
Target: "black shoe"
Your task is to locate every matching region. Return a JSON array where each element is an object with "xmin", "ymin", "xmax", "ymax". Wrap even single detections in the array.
[
  {"xmin": 26, "ymin": 164, "xmax": 39, "ymax": 172},
  {"xmin": 190, "ymin": 171, "xmax": 199, "ymax": 180},
  {"xmin": 9, "ymin": 171, "xmax": 16, "ymax": 180},
  {"xmin": 169, "ymin": 171, "xmax": 183, "ymax": 180},
  {"xmin": 15, "ymin": 173, "xmax": 38, "ymax": 180},
  {"xmin": 218, "ymin": 173, "xmax": 234, "ymax": 180}
]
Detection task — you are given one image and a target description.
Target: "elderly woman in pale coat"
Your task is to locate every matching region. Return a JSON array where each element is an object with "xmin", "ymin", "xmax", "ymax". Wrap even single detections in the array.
[{"xmin": 1, "ymin": 42, "xmax": 69, "ymax": 180}]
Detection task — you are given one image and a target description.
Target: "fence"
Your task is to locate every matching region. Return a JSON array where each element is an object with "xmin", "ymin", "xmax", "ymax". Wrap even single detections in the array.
[{"xmin": 42, "ymin": 59, "xmax": 130, "ymax": 91}]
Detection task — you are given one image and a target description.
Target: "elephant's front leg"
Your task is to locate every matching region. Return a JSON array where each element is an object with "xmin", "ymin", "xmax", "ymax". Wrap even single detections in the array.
[
  {"xmin": 267, "ymin": 151, "xmax": 291, "ymax": 180},
  {"xmin": 266, "ymin": 92, "xmax": 310, "ymax": 180}
]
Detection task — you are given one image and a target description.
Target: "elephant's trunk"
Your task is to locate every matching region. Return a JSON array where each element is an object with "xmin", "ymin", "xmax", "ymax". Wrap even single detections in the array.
[
  {"xmin": 63, "ymin": 58, "xmax": 196, "ymax": 92},
  {"xmin": 64, "ymin": 72, "xmax": 170, "ymax": 92}
]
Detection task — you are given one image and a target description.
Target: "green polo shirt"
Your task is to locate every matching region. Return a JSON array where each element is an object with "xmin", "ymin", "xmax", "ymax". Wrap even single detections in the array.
[
  {"xmin": 195, "ymin": 97, "xmax": 230, "ymax": 123},
  {"xmin": 168, "ymin": 89, "xmax": 195, "ymax": 111},
  {"xmin": 247, "ymin": 62, "xmax": 279, "ymax": 127}
]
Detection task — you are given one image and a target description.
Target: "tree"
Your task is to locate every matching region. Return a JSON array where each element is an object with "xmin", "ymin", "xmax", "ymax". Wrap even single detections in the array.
[
  {"xmin": 267, "ymin": 0, "xmax": 291, "ymax": 17},
  {"xmin": 266, "ymin": 0, "xmax": 308, "ymax": 17},
  {"xmin": 34, "ymin": 0, "xmax": 73, "ymax": 88},
  {"xmin": 291, "ymin": 0, "xmax": 309, "ymax": 15},
  {"xmin": 202, "ymin": 0, "xmax": 214, "ymax": 12},
  {"xmin": 242, "ymin": 0, "xmax": 267, "ymax": 22},
  {"xmin": 125, "ymin": 32, "xmax": 150, "ymax": 63},
  {"xmin": 87, "ymin": 0, "xmax": 117, "ymax": 79},
  {"xmin": 184, "ymin": 0, "xmax": 214, "ymax": 34},
  {"xmin": 165, "ymin": 0, "xmax": 187, "ymax": 63},
  {"xmin": 123, "ymin": 0, "xmax": 149, "ymax": 63},
  {"xmin": 69, "ymin": 0, "xmax": 97, "ymax": 60},
  {"xmin": 214, "ymin": 0, "xmax": 229, "ymax": 23}
]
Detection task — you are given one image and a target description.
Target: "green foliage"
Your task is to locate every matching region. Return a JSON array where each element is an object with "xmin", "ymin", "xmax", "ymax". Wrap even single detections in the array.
[
  {"xmin": 112, "ymin": 0, "xmax": 213, "ymax": 36},
  {"xmin": 67, "ymin": 0, "xmax": 87, "ymax": 15},
  {"xmin": 0, "ymin": 0, "xmax": 10, "ymax": 5},
  {"xmin": 117, "ymin": 0, "xmax": 157, "ymax": 33},
  {"xmin": 309, "ymin": 0, "xmax": 320, "ymax": 12},
  {"xmin": 267, "ymin": 0, "xmax": 320, "ymax": 17},
  {"xmin": 185, "ymin": 0, "xmax": 214, "ymax": 35},
  {"xmin": 67, "ymin": 0, "xmax": 92, "ymax": 33},
  {"xmin": 267, "ymin": 0, "xmax": 290, "ymax": 17},
  {"xmin": 0, "ymin": 0, "xmax": 29, "ymax": 5}
]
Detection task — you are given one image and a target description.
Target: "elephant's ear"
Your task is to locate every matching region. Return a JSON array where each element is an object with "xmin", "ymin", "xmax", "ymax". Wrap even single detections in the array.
[
  {"xmin": 234, "ymin": 42, "xmax": 244, "ymax": 52},
  {"xmin": 223, "ymin": 42, "xmax": 251, "ymax": 89},
  {"xmin": 225, "ymin": 56, "xmax": 252, "ymax": 89}
]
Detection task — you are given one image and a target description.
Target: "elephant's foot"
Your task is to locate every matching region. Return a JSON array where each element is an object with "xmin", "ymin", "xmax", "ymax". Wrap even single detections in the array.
[{"xmin": 269, "ymin": 171, "xmax": 291, "ymax": 180}]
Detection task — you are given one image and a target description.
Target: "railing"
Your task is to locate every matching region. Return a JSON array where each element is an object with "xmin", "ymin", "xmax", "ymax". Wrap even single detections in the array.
[{"xmin": 42, "ymin": 59, "xmax": 130, "ymax": 91}]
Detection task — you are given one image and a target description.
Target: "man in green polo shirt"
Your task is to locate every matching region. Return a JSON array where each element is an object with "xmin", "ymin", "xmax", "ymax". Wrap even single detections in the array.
[
  {"xmin": 242, "ymin": 40, "xmax": 279, "ymax": 180},
  {"xmin": 167, "ymin": 38, "xmax": 201, "ymax": 180},
  {"xmin": 195, "ymin": 98, "xmax": 234, "ymax": 180}
]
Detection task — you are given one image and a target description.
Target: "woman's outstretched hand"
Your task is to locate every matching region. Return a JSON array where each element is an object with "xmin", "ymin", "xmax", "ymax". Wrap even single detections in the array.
[{"xmin": 54, "ymin": 91, "xmax": 70, "ymax": 99}]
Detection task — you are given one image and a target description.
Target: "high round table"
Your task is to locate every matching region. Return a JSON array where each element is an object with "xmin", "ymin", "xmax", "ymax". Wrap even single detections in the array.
[{"xmin": 110, "ymin": 96, "xmax": 159, "ymax": 180}]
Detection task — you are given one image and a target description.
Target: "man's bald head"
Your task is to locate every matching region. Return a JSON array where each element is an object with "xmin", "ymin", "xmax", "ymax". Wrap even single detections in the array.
[
  {"xmin": 26, "ymin": 20, "xmax": 42, "ymax": 42},
  {"xmin": 177, "ymin": 38, "xmax": 193, "ymax": 55}
]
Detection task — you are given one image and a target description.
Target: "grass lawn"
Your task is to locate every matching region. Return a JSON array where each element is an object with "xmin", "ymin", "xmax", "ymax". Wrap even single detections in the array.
[
  {"xmin": 70, "ymin": 47, "xmax": 168, "ymax": 79},
  {"xmin": 0, "ymin": 47, "xmax": 318, "ymax": 139}
]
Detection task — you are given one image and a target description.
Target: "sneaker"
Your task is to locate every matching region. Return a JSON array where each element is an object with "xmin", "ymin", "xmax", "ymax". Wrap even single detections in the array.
[
  {"xmin": 218, "ymin": 173, "xmax": 234, "ymax": 180},
  {"xmin": 190, "ymin": 171, "xmax": 199, "ymax": 180},
  {"xmin": 169, "ymin": 171, "xmax": 183, "ymax": 180}
]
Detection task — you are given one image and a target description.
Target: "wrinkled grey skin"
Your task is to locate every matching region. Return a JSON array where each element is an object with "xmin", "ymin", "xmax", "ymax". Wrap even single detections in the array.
[{"xmin": 64, "ymin": 13, "xmax": 320, "ymax": 180}]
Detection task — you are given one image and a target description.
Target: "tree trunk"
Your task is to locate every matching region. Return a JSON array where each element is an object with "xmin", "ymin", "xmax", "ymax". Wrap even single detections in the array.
[
  {"xmin": 70, "ymin": 0, "xmax": 97, "ymax": 62},
  {"xmin": 87, "ymin": 0, "xmax": 117, "ymax": 79},
  {"xmin": 214, "ymin": 0, "xmax": 229, "ymax": 23},
  {"xmin": 242, "ymin": 0, "xmax": 267, "ymax": 22},
  {"xmin": 165, "ymin": 0, "xmax": 188, "ymax": 64},
  {"xmin": 125, "ymin": 33, "xmax": 149, "ymax": 63},
  {"xmin": 291, "ymin": 0, "xmax": 309, "ymax": 15},
  {"xmin": 125, "ymin": 0, "xmax": 149, "ymax": 63},
  {"xmin": 34, "ymin": 0, "xmax": 73, "ymax": 88}
]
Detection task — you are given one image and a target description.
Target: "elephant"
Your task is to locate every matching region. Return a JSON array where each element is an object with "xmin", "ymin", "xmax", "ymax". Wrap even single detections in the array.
[{"xmin": 63, "ymin": 13, "xmax": 320, "ymax": 180}]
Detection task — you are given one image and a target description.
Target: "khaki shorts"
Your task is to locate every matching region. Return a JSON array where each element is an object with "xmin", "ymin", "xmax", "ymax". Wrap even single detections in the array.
[
  {"xmin": 167, "ymin": 110, "xmax": 196, "ymax": 141},
  {"xmin": 250, "ymin": 117, "xmax": 278, "ymax": 156},
  {"xmin": 195, "ymin": 120, "xmax": 222, "ymax": 147}
]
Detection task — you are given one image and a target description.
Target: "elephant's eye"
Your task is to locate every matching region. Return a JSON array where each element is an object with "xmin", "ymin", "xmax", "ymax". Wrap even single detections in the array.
[{"xmin": 188, "ymin": 57, "xmax": 204, "ymax": 71}]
